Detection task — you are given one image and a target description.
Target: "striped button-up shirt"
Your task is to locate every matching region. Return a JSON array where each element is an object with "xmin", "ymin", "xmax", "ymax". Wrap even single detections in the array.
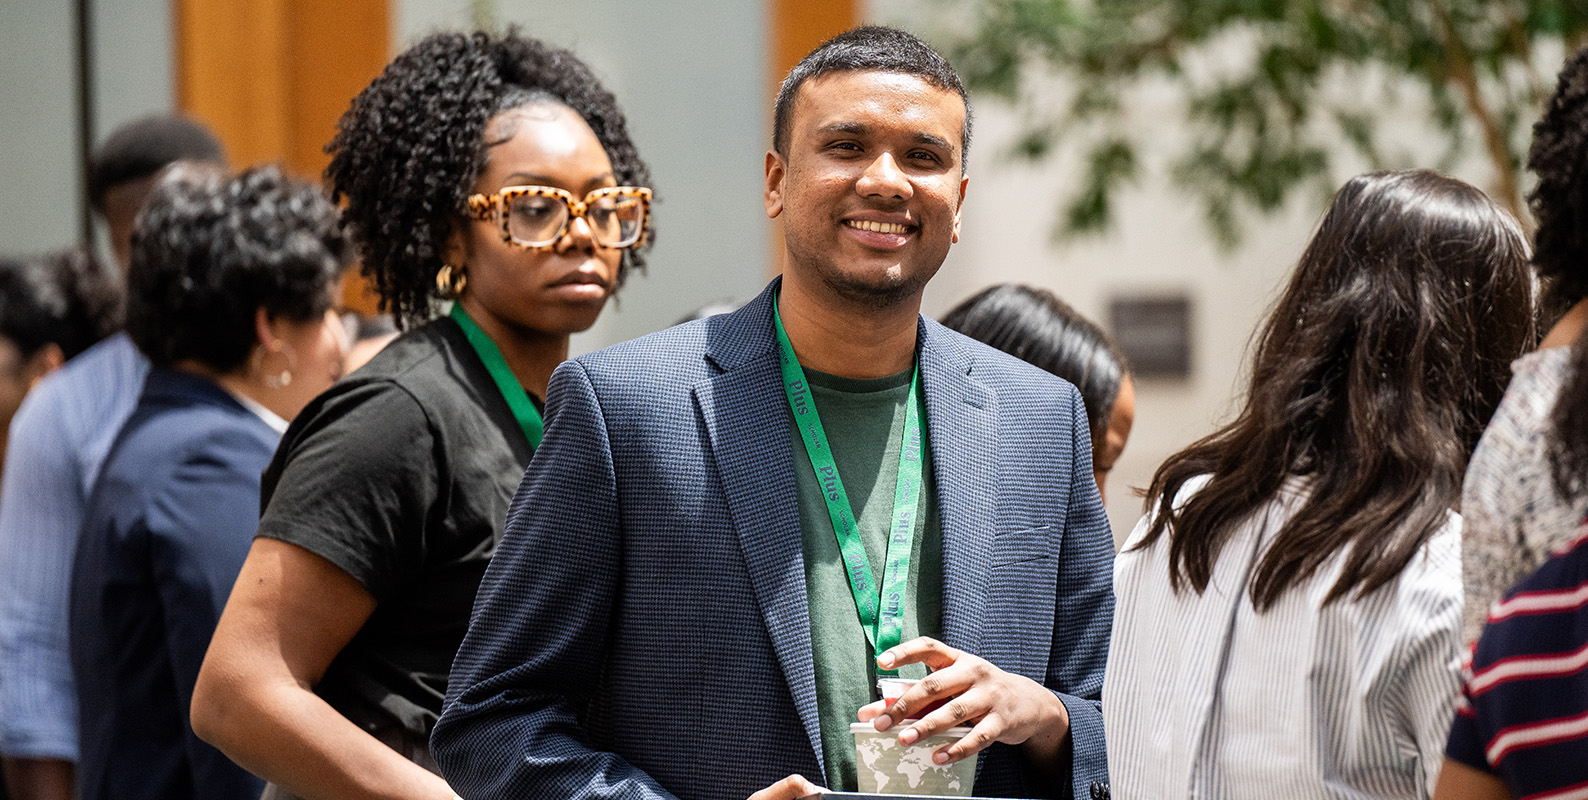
[
  {"xmin": 1105, "ymin": 478, "xmax": 1463, "ymax": 799},
  {"xmin": 0, "ymin": 333, "xmax": 147, "ymax": 759}
]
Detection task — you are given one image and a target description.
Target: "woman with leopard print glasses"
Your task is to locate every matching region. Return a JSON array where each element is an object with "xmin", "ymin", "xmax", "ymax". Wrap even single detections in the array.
[{"xmin": 190, "ymin": 29, "xmax": 653, "ymax": 800}]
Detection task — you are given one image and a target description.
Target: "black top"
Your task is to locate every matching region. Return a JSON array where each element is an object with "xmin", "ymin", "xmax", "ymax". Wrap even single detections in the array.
[
  {"xmin": 256, "ymin": 317, "xmax": 535, "ymax": 743},
  {"xmin": 71, "ymin": 369, "xmax": 274, "ymax": 800}
]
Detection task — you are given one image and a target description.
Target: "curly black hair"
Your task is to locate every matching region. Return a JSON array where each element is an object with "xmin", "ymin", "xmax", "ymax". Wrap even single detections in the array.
[
  {"xmin": 0, "ymin": 248, "xmax": 122, "ymax": 361},
  {"xmin": 325, "ymin": 29, "xmax": 654, "ymax": 328},
  {"xmin": 1528, "ymin": 45, "xmax": 1588, "ymax": 311},
  {"xmin": 126, "ymin": 165, "xmax": 349, "ymax": 372}
]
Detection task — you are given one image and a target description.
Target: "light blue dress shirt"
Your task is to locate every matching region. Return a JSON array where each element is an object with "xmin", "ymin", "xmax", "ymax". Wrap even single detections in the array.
[{"xmin": 0, "ymin": 333, "xmax": 148, "ymax": 759}]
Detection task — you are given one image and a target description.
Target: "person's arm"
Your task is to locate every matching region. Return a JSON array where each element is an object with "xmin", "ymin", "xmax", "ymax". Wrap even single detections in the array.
[
  {"xmin": 1, "ymin": 759, "xmax": 72, "ymax": 800},
  {"xmin": 0, "ymin": 389, "xmax": 86, "ymax": 800},
  {"xmin": 1393, "ymin": 533, "xmax": 1465, "ymax": 798},
  {"xmin": 191, "ymin": 538, "xmax": 455, "ymax": 800},
  {"xmin": 150, "ymin": 438, "xmax": 271, "ymax": 796},
  {"xmin": 431, "ymin": 360, "xmax": 676, "ymax": 800},
  {"xmin": 1028, "ymin": 385, "xmax": 1114, "ymax": 796},
  {"xmin": 1431, "ymin": 759, "xmax": 1513, "ymax": 800}
]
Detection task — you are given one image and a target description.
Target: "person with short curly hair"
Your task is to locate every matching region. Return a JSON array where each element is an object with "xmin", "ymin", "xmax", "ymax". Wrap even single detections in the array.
[
  {"xmin": 190, "ymin": 29, "xmax": 653, "ymax": 800},
  {"xmin": 69, "ymin": 164, "xmax": 349, "ymax": 800},
  {"xmin": 1459, "ymin": 45, "xmax": 1588, "ymax": 645},
  {"xmin": 0, "ymin": 114, "xmax": 224, "ymax": 800}
]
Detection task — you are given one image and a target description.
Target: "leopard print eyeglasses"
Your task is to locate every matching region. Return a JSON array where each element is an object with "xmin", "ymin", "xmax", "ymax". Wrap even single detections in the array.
[{"xmin": 466, "ymin": 185, "xmax": 652, "ymax": 250}]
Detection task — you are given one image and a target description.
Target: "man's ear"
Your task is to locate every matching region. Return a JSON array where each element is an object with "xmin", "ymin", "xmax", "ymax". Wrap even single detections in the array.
[
  {"xmin": 23, "ymin": 343, "xmax": 64, "ymax": 390},
  {"xmin": 951, "ymin": 175, "xmax": 968, "ymax": 244},
  {"xmin": 764, "ymin": 151, "xmax": 786, "ymax": 219}
]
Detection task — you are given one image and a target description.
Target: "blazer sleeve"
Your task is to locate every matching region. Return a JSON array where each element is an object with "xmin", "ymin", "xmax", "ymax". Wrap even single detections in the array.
[
  {"xmin": 432, "ymin": 360, "xmax": 679, "ymax": 800},
  {"xmin": 148, "ymin": 430, "xmax": 267, "ymax": 798},
  {"xmin": 1046, "ymin": 386, "xmax": 1114, "ymax": 799}
]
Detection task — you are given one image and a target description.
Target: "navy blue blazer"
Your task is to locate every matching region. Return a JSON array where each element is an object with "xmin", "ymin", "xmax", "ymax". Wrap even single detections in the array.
[
  {"xmin": 434, "ymin": 280, "xmax": 1114, "ymax": 800},
  {"xmin": 69, "ymin": 369, "xmax": 272, "ymax": 800}
]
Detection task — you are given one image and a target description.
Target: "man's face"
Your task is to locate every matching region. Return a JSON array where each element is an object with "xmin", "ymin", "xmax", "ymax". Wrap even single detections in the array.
[
  {"xmin": 765, "ymin": 70, "xmax": 968, "ymax": 308},
  {"xmin": 102, "ymin": 173, "xmax": 161, "ymax": 271}
]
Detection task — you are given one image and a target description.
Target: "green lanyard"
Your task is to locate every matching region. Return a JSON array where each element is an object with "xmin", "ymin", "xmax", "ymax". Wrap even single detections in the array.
[
  {"xmin": 449, "ymin": 304, "xmax": 543, "ymax": 449},
  {"xmin": 772, "ymin": 293, "xmax": 924, "ymax": 675}
]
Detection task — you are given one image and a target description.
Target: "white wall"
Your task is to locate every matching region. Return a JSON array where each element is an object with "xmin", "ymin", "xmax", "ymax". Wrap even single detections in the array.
[
  {"xmin": 1, "ymin": 0, "xmax": 85, "ymax": 256},
  {"xmin": 396, "ymin": 0, "xmax": 774, "ymax": 354},
  {"xmin": 0, "ymin": 0, "xmax": 172, "ymax": 260}
]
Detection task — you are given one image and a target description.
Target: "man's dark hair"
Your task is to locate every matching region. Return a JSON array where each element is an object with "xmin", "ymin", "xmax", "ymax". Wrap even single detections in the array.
[
  {"xmin": 773, "ymin": 26, "xmax": 972, "ymax": 168},
  {"xmin": 1139, "ymin": 169, "xmax": 1534, "ymax": 611},
  {"xmin": 0, "ymin": 248, "xmax": 122, "ymax": 361},
  {"xmin": 85, "ymin": 115, "xmax": 225, "ymax": 213},
  {"xmin": 126, "ymin": 165, "xmax": 349, "ymax": 372},
  {"xmin": 941, "ymin": 284, "xmax": 1126, "ymax": 457},
  {"xmin": 325, "ymin": 28, "xmax": 654, "ymax": 328}
]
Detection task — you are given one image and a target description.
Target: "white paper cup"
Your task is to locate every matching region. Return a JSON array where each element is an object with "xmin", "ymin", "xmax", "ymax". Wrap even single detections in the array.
[
  {"xmin": 877, "ymin": 676, "xmax": 949, "ymax": 721},
  {"xmin": 851, "ymin": 722, "xmax": 976, "ymax": 796}
]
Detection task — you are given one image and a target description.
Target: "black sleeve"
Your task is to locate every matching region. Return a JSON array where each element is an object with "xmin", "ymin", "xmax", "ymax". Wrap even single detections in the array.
[{"xmin": 256, "ymin": 381, "xmax": 439, "ymax": 600}]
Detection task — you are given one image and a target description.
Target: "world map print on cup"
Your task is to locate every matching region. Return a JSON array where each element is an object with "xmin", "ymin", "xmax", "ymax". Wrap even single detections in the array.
[{"xmin": 851, "ymin": 723, "xmax": 976, "ymax": 796}]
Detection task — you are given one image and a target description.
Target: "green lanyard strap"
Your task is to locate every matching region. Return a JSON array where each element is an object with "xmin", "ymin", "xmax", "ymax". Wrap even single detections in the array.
[
  {"xmin": 449, "ymin": 304, "xmax": 543, "ymax": 449},
  {"xmin": 772, "ymin": 292, "xmax": 924, "ymax": 675}
]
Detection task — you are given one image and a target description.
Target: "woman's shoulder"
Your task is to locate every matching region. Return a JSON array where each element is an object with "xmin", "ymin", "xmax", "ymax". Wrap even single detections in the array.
[{"xmin": 313, "ymin": 319, "xmax": 479, "ymax": 418}]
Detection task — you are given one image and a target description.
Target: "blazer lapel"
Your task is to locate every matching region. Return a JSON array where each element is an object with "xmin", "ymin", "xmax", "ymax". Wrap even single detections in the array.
[
  {"xmin": 918, "ymin": 321, "xmax": 998, "ymax": 661},
  {"xmin": 694, "ymin": 283, "xmax": 828, "ymax": 773}
]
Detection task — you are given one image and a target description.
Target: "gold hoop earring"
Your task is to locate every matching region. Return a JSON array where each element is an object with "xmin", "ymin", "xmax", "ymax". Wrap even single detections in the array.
[{"xmin": 436, "ymin": 265, "xmax": 468, "ymax": 299}]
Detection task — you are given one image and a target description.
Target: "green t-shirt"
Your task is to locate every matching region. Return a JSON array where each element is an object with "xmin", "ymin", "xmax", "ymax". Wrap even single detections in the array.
[{"xmin": 793, "ymin": 366, "xmax": 943, "ymax": 791}]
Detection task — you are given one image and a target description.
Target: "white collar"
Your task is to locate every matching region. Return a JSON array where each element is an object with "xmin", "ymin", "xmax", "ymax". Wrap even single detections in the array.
[{"xmin": 229, "ymin": 390, "xmax": 289, "ymax": 434}]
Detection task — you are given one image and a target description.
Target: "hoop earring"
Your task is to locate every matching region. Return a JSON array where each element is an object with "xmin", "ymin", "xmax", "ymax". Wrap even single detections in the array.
[
  {"xmin": 436, "ymin": 265, "xmax": 468, "ymax": 299},
  {"xmin": 253, "ymin": 342, "xmax": 296, "ymax": 389}
]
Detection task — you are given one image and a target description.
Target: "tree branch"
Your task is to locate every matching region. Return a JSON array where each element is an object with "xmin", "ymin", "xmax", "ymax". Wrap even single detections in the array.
[{"xmin": 1432, "ymin": 3, "xmax": 1524, "ymax": 219}]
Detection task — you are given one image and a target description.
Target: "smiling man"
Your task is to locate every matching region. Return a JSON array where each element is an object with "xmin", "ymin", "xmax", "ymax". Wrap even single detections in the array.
[{"xmin": 433, "ymin": 27, "xmax": 1114, "ymax": 800}]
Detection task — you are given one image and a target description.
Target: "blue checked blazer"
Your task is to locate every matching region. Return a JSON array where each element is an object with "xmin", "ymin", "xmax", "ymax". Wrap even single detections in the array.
[{"xmin": 433, "ymin": 279, "xmax": 1114, "ymax": 800}]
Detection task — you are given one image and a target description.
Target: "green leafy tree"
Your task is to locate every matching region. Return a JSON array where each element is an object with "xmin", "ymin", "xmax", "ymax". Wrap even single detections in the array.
[{"xmin": 933, "ymin": 0, "xmax": 1588, "ymax": 246}]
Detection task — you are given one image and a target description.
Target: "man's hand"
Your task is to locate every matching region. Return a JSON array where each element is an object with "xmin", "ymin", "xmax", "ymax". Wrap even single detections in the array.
[
  {"xmin": 747, "ymin": 773, "xmax": 823, "ymax": 800},
  {"xmin": 860, "ymin": 636, "xmax": 1071, "ymax": 768}
]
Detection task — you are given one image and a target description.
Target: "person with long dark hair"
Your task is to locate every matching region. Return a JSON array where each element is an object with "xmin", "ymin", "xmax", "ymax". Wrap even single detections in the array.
[
  {"xmin": 940, "ymin": 284, "xmax": 1133, "ymax": 503},
  {"xmin": 1105, "ymin": 170, "xmax": 1534, "ymax": 799},
  {"xmin": 189, "ymin": 29, "xmax": 653, "ymax": 800}
]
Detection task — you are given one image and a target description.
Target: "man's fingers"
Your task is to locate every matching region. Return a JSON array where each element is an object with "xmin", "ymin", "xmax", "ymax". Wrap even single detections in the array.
[
  {"xmin": 897, "ymin": 689, "xmax": 991, "ymax": 746},
  {"xmin": 746, "ymin": 773, "xmax": 824, "ymax": 800},
  {"xmin": 877, "ymin": 635, "xmax": 959, "ymax": 671},
  {"xmin": 856, "ymin": 700, "xmax": 887, "ymax": 722},
  {"xmin": 881, "ymin": 663, "xmax": 976, "ymax": 727},
  {"xmin": 930, "ymin": 714, "xmax": 1003, "ymax": 764}
]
